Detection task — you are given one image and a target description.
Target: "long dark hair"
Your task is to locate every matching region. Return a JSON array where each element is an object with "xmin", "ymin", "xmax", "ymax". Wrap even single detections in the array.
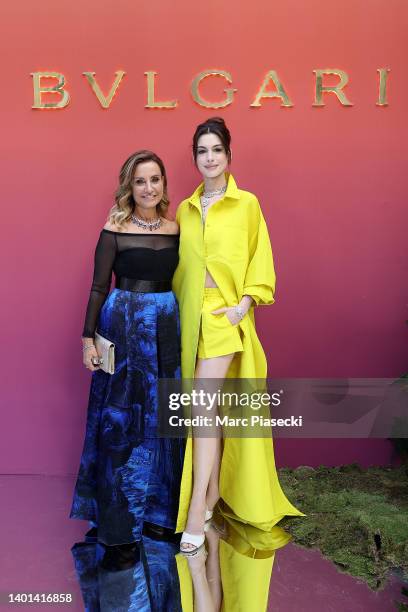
[{"xmin": 192, "ymin": 117, "xmax": 232, "ymax": 164}]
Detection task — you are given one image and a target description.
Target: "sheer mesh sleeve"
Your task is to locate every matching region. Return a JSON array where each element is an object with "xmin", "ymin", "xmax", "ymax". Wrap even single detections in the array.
[{"xmin": 82, "ymin": 230, "xmax": 117, "ymax": 338}]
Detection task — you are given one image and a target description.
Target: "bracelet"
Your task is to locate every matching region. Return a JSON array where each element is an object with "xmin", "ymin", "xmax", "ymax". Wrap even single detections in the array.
[
  {"xmin": 82, "ymin": 344, "xmax": 95, "ymax": 352},
  {"xmin": 234, "ymin": 305, "xmax": 244, "ymax": 321}
]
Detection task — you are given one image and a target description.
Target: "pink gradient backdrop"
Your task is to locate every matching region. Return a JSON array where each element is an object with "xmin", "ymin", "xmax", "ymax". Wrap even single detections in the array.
[{"xmin": 1, "ymin": 0, "xmax": 407, "ymax": 474}]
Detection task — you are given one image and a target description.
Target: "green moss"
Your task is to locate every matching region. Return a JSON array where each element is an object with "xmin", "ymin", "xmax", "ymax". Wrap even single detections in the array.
[{"xmin": 278, "ymin": 464, "xmax": 408, "ymax": 591}]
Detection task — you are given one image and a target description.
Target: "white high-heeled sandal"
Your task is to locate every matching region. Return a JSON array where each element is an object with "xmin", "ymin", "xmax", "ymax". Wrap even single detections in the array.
[
  {"xmin": 180, "ymin": 519, "xmax": 212, "ymax": 556},
  {"xmin": 180, "ymin": 531, "xmax": 206, "ymax": 556},
  {"xmin": 180, "ymin": 506, "xmax": 215, "ymax": 555}
]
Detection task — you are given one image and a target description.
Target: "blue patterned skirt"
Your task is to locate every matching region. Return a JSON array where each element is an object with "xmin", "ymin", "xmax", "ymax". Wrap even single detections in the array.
[{"xmin": 70, "ymin": 289, "xmax": 184, "ymax": 545}]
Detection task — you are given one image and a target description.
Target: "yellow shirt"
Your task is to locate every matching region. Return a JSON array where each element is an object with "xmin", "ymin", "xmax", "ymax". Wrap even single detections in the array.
[{"xmin": 173, "ymin": 173, "xmax": 275, "ymax": 380}]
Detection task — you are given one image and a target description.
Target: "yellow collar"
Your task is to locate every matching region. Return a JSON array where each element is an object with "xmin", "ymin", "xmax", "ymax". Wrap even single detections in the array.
[{"xmin": 188, "ymin": 173, "xmax": 240, "ymax": 210}]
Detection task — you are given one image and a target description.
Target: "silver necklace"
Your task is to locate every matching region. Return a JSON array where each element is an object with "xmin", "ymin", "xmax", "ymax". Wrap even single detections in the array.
[
  {"xmin": 200, "ymin": 185, "xmax": 227, "ymax": 209},
  {"xmin": 131, "ymin": 214, "xmax": 163, "ymax": 232}
]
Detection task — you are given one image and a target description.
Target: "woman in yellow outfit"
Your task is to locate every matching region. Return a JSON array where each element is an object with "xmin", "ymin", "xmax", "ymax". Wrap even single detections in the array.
[{"xmin": 172, "ymin": 117, "xmax": 303, "ymax": 555}]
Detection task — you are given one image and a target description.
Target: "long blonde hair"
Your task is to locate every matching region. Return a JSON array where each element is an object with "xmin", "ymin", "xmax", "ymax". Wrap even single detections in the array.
[{"xmin": 108, "ymin": 150, "xmax": 169, "ymax": 228}]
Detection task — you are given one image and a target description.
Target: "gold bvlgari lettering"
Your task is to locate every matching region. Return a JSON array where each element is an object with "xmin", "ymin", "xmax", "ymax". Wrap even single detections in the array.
[
  {"xmin": 31, "ymin": 72, "xmax": 70, "ymax": 109},
  {"xmin": 29, "ymin": 68, "xmax": 394, "ymax": 110},
  {"xmin": 82, "ymin": 71, "xmax": 126, "ymax": 108},
  {"xmin": 313, "ymin": 69, "xmax": 353, "ymax": 106}
]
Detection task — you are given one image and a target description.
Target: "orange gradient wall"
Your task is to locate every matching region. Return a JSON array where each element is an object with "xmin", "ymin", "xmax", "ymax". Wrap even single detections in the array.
[{"xmin": 1, "ymin": 0, "xmax": 407, "ymax": 473}]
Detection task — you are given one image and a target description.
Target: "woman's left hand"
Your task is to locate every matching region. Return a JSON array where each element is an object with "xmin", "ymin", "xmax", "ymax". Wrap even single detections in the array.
[
  {"xmin": 211, "ymin": 305, "xmax": 246, "ymax": 326},
  {"xmin": 212, "ymin": 296, "xmax": 253, "ymax": 325}
]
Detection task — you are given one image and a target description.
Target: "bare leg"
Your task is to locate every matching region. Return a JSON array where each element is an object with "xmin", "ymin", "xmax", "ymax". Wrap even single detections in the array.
[
  {"xmin": 181, "ymin": 353, "xmax": 234, "ymax": 552},
  {"xmin": 205, "ymin": 524, "xmax": 223, "ymax": 611},
  {"xmin": 186, "ymin": 551, "xmax": 216, "ymax": 612},
  {"xmin": 206, "ymin": 437, "xmax": 221, "ymax": 512}
]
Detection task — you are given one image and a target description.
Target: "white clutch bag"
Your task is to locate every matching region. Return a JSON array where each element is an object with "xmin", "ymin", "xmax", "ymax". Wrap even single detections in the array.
[{"xmin": 94, "ymin": 332, "xmax": 115, "ymax": 375}]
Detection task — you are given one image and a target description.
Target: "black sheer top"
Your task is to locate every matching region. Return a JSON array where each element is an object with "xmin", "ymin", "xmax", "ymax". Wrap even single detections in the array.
[{"xmin": 83, "ymin": 230, "xmax": 179, "ymax": 338}]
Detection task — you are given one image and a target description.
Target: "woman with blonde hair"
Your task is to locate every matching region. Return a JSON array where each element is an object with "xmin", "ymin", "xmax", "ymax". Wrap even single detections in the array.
[{"xmin": 71, "ymin": 150, "xmax": 184, "ymax": 549}]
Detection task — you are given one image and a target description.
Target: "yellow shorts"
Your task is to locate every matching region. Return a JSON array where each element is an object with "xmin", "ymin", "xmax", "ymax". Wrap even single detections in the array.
[{"xmin": 197, "ymin": 288, "xmax": 244, "ymax": 359}]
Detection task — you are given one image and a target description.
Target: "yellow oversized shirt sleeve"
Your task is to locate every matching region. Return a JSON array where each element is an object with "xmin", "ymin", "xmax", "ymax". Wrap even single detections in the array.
[{"xmin": 243, "ymin": 198, "xmax": 276, "ymax": 306}]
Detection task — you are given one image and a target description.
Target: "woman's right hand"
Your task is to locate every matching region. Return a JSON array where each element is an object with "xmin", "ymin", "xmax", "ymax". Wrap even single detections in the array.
[{"xmin": 82, "ymin": 339, "xmax": 100, "ymax": 372}]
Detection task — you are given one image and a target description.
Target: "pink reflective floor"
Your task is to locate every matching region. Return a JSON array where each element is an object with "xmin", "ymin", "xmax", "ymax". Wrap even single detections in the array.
[
  {"xmin": 0, "ymin": 475, "xmax": 405, "ymax": 611},
  {"xmin": 270, "ymin": 542, "xmax": 404, "ymax": 612}
]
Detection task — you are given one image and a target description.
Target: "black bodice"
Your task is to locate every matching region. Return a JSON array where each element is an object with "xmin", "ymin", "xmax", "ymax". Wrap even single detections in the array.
[{"xmin": 82, "ymin": 230, "xmax": 179, "ymax": 337}]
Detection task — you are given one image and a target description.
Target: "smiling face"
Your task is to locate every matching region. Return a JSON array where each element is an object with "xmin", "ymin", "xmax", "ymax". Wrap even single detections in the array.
[
  {"xmin": 195, "ymin": 133, "xmax": 229, "ymax": 180},
  {"xmin": 132, "ymin": 160, "xmax": 164, "ymax": 213}
]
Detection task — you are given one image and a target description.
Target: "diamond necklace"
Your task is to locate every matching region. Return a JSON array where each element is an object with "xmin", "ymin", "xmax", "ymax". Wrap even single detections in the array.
[
  {"xmin": 131, "ymin": 214, "xmax": 163, "ymax": 232},
  {"xmin": 200, "ymin": 184, "xmax": 227, "ymax": 209}
]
